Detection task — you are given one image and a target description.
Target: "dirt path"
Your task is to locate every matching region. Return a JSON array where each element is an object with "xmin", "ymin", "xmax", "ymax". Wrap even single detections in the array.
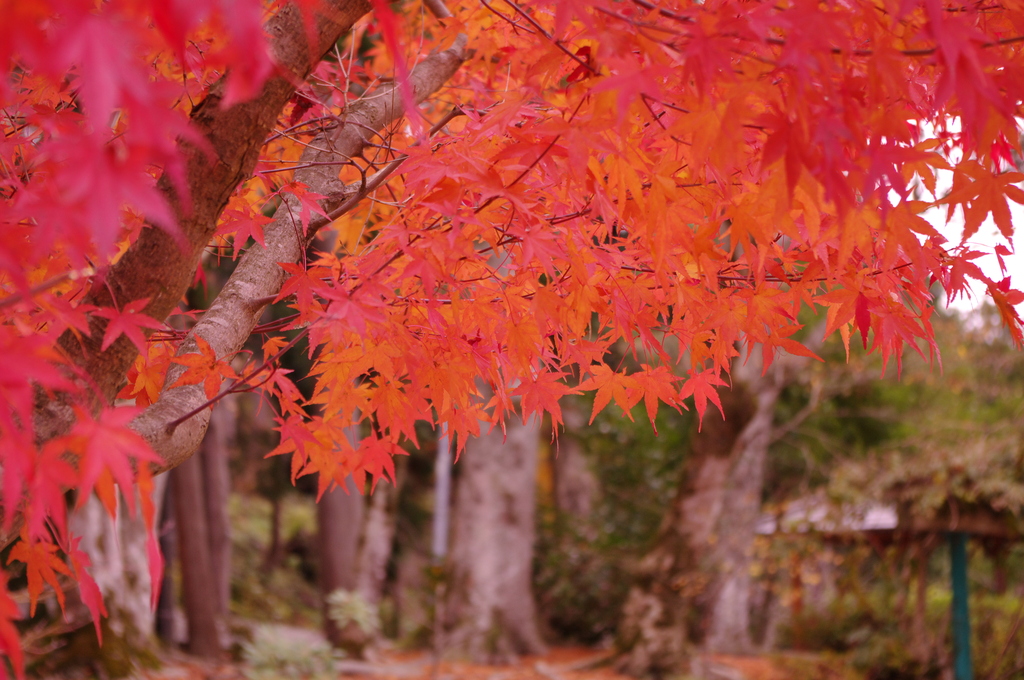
[{"xmin": 140, "ymin": 643, "xmax": 809, "ymax": 680}]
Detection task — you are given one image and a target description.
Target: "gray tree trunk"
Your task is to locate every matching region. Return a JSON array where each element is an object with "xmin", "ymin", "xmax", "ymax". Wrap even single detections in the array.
[
  {"xmin": 70, "ymin": 476, "xmax": 167, "ymax": 651},
  {"xmin": 553, "ymin": 401, "xmax": 598, "ymax": 521},
  {"xmin": 356, "ymin": 479, "xmax": 399, "ymax": 606},
  {"xmin": 615, "ymin": 383, "xmax": 755, "ymax": 677},
  {"xmin": 395, "ymin": 549, "xmax": 430, "ymax": 642},
  {"xmin": 155, "ymin": 478, "xmax": 178, "ymax": 643},
  {"xmin": 445, "ymin": 414, "xmax": 546, "ymax": 663},
  {"xmin": 703, "ymin": 356, "xmax": 787, "ymax": 654},
  {"xmin": 616, "ymin": 348, "xmax": 814, "ymax": 674}
]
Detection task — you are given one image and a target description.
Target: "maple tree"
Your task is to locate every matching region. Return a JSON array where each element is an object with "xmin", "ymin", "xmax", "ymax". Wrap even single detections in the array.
[{"xmin": 2, "ymin": 0, "xmax": 1024, "ymax": 671}]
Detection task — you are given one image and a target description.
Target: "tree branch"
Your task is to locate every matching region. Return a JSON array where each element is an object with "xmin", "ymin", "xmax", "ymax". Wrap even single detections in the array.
[
  {"xmin": 133, "ymin": 38, "xmax": 467, "ymax": 475},
  {"xmin": 34, "ymin": 0, "xmax": 373, "ymax": 446},
  {"xmin": 5, "ymin": 2, "xmax": 464, "ymax": 552}
]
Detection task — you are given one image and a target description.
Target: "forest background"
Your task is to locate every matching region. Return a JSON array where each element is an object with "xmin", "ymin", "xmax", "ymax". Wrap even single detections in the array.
[{"xmin": 3, "ymin": 0, "xmax": 1024, "ymax": 678}]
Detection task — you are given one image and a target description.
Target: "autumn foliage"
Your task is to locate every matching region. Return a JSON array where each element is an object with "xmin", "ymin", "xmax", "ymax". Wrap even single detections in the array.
[{"xmin": 2, "ymin": 0, "xmax": 1024, "ymax": 672}]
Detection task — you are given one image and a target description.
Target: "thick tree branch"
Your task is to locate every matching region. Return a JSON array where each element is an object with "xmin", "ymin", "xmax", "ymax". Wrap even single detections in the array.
[
  {"xmin": 5, "ymin": 2, "xmax": 464, "ymax": 552},
  {"xmin": 424, "ymin": 0, "xmax": 453, "ymax": 20},
  {"xmin": 34, "ymin": 0, "xmax": 372, "ymax": 445},
  {"xmin": 134, "ymin": 38, "xmax": 467, "ymax": 475}
]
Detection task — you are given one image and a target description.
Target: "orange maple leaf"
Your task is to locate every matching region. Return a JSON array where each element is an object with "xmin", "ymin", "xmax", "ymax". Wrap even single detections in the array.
[
  {"xmin": 578, "ymin": 363, "xmax": 641, "ymax": 423},
  {"xmin": 170, "ymin": 334, "xmax": 238, "ymax": 400},
  {"xmin": 8, "ymin": 533, "xmax": 71, "ymax": 617}
]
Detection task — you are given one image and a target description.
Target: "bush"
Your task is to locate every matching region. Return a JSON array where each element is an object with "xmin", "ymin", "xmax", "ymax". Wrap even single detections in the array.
[
  {"xmin": 772, "ymin": 653, "xmax": 864, "ymax": 680},
  {"xmin": 973, "ymin": 593, "xmax": 1024, "ymax": 680},
  {"xmin": 848, "ymin": 633, "xmax": 942, "ymax": 680},
  {"xmin": 778, "ymin": 595, "xmax": 878, "ymax": 653},
  {"xmin": 326, "ymin": 589, "xmax": 380, "ymax": 657},
  {"xmin": 780, "ymin": 584, "xmax": 1024, "ymax": 680},
  {"xmin": 241, "ymin": 626, "xmax": 339, "ymax": 680},
  {"xmin": 533, "ymin": 518, "xmax": 632, "ymax": 644}
]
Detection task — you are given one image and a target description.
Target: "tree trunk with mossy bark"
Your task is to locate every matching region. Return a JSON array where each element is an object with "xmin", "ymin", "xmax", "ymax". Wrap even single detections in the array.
[
  {"xmin": 444, "ymin": 414, "xmax": 546, "ymax": 663},
  {"xmin": 615, "ymin": 350, "xmax": 814, "ymax": 676},
  {"xmin": 615, "ymin": 384, "xmax": 755, "ymax": 677},
  {"xmin": 67, "ymin": 477, "xmax": 167, "ymax": 674}
]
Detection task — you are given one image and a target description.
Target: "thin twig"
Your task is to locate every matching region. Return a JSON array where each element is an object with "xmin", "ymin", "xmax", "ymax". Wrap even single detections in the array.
[{"xmin": 0, "ymin": 267, "xmax": 96, "ymax": 310}]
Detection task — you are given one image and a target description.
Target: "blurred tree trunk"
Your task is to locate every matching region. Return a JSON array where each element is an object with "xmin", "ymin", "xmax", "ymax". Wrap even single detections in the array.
[
  {"xmin": 553, "ymin": 401, "xmax": 598, "ymax": 521},
  {"xmin": 172, "ymin": 449, "xmax": 222, "ymax": 658},
  {"xmin": 355, "ymin": 468, "xmax": 402, "ymax": 606},
  {"xmin": 444, "ymin": 414, "xmax": 546, "ymax": 663},
  {"xmin": 317, "ymin": 474, "xmax": 364, "ymax": 646},
  {"xmin": 263, "ymin": 496, "xmax": 283, "ymax": 572},
  {"xmin": 172, "ymin": 397, "xmax": 236, "ymax": 657},
  {"xmin": 616, "ymin": 349, "xmax": 809, "ymax": 674},
  {"xmin": 165, "ymin": 264, "xmax": 235, "ymax": 657},
  {"xmin": 155, "ymin": 479, "xmax": 177, "ymax": 643},
  {"xmin": 615, "ymin": 382, "xmax": 755, "ymax": 677},
  {"xmin": 702, "ymin": 356, "xmax": 787, "ymax": 654},
  {"xmin": 70, "ymin": 476, "xmax": 168, "ymax": 657},
  {"xmin": 202, "ymin": 399, "xmax": 235, "ymax": 619}
]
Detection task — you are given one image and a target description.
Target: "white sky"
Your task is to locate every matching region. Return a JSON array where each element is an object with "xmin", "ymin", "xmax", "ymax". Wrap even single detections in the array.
[
  {"xmin": 911, "ymin": 122, "xmax": 1024, "ymax": 316},
  {"xmin": 928, "ymin": 207, "xmax": 1023, "ymax": 314}
]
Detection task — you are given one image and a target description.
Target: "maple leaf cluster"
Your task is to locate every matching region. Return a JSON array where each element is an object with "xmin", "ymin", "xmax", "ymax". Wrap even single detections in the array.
[
  {"xmin": 274, "ymin": 0, "xmax": 1024, "ymax": 476},
  {"xmin": 1, "ymin": 0, "xmax": 1024, "ymax": 672}
]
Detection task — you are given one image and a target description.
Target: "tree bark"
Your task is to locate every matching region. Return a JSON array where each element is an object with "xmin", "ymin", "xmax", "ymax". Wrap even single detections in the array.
[
  {"xmin": 553, "ymin": 401, "xmax": 598, "ymax": 521},
  {"xmin": 318, "ymin": 475, "xmax": 365, "ymax": 647},
  {"xmin": 616, "ymin": 349, "xmax": 814, "ymax": 675},
  {"xmin": 615, "ymin": 384, "xmax": 755, "ymax": 678},
  {"xmin": 356, "ymin": 479, "xmax": 399, "ymax": 606},
  {"xmin": 155, "ymin": 479, "xmax": 177, "ymax": 644},
  {"xmin": 703, "ymin": 356, "xmax": 787, "ymax": 654},
  {"xmin": 70, "ymin": 477, "xmax": 168, "ymax": 655},
  {"xmin": 264, "ymin": 496, "xmax": 284, "ymax": 572},
  {"xmin": 171, "ymin": 453, "xmax": 222, "ymax": 658},
  {"xmin": 445, "ymin": 414, "xmax": 546, "ymax": 663},
  {"xmin": 201, "ymin": 396, "xmax": 235, "ymax": 620}
]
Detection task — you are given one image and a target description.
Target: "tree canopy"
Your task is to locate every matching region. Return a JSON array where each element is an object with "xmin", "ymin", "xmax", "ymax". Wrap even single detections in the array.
[{"xmin": 2, "ymin": 0, "xmax": 1024, "ymax": 672}]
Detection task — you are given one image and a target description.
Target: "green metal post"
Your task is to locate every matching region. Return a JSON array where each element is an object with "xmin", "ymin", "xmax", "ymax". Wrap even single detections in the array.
[{"xmin": 950, "ymin": 531, "xmax": 974, "ymax": 680}]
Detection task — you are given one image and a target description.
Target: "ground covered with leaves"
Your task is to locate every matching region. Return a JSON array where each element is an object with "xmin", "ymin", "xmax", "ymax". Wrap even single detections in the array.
[{"xmin": 122, "ymin": 645, "xmax": 853, "ymax": 680}]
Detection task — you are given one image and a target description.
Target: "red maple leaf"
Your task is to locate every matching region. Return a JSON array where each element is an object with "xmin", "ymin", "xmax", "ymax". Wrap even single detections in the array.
[
  {"xmin": 0, "ymin": 571, "xmax": 23, "ymax": 678},
  {"xmin": 93, "ymin": 298, "xmax": 163, "ymax": 352},
  {"xmin": 679, "ymin": 370, "xmax": 727, "ymax": 425},
  {"xmin": 70, "ymin": 407, "xmax": 160, "ymax": 516},
  {"xmin": 512, "ymin": 370, "xmax": 578, "ymax": 428}
]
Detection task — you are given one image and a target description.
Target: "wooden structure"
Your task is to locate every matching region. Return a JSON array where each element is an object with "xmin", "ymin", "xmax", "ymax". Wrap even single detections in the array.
[{"xmin": 757, "ymin": 498, "xmax": 1022, "ymax": 680}]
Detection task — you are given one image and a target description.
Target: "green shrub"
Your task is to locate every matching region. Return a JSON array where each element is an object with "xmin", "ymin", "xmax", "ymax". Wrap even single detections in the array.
[
  {"xmin": 325, "ymin": 589, "xmax": 380, "ymax": 658},
  {"xmin": 778, "ymin": 595, "xmax": 878, "ymax": 653},
  {"xmin": 326, "ymin": 589, "xmax": 380, "ymax": 637},
  {"xmin": 772, "ymin": 653, "xmax": 863, "ymax": 680},
  {"xmin": 241, "ymin": 626, "xmax": 339, "ymax": 680},
  {"xmin": 780, "ymin": 585, "xmax": 1024, "ymax": 680},
  {"xmin": 973, "ymin": 593, "xmax": 1024, "ymax": 680},
  {"xmin": 848, "ymin": 633, "xmax": 942, "ymax": 680},
  {"xmin": 533, "ymin": 518, "xmax": 631, "ymax": 643}
]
